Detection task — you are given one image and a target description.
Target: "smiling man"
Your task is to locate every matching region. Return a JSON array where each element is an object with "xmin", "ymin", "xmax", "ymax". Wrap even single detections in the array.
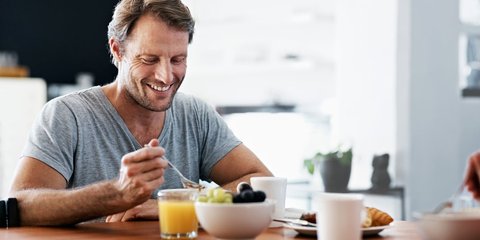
[{"xmin": 9, "ymin": 0, "xmax": 272, "ymax": 226}]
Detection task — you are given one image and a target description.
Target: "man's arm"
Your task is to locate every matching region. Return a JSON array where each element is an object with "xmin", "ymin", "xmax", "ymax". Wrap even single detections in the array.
[
  {"xmin": 9, "ymin": 140, "xmax": 167, "ymax": 226},
  {"xmin": 209, "ymin": 143, "xmax": 273, "ymax": 191}
]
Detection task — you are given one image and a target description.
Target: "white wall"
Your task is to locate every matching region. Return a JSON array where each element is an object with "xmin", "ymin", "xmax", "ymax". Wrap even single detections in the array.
[
  {"xmin": 404, "ymin": 0, "xmax": 471, "ymax": 217},
  {"xmin": 334, "ymin": 0, "xmax": 398, "ymax": 189},
  {"xmin": 0, "ymin": 78, "xmax": 46, "ymax": 197},
  {"xmin": 337, "ymin": 0, "xmax": 480, "ymax": 219}
]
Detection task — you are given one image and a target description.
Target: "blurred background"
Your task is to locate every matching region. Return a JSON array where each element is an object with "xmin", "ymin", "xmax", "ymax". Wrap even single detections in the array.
[{"xmin": 2, "ymin": 0, "xmax": 480, "ymax": 221}]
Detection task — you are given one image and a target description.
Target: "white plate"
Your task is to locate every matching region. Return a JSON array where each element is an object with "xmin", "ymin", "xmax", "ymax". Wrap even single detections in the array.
[{"xmin": 283, "ymin": 223, "xmax": 389, "ymax": 237}]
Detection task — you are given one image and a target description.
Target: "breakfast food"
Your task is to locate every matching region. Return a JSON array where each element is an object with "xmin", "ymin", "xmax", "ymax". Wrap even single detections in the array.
[
  {"xmin": 197, "ymin": 183, "xmax": 266, "ymax": 204},
  {"xmin": 300, "ymin": 206, "xmax": 393, "ymax": 227},
  {"xmin": 198, "ymin": 188, "xmax": 233, "ymax": 203},
  {"xmin": 233, "ymin": 182, "xmax": 266, "ymax": 203},
  {"xmin": 237, "ymin": 182, "xmax": 253, "ymax": 192},
  {"xmin": 363, "ymin": 207, "xmax": 394, "ymax": 227},
  {"xmin": 299, "ymin": 212, "xmax": 316, "ymax": 224}
]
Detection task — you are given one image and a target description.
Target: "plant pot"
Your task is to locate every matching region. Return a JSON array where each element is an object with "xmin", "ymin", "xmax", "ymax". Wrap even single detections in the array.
[{"xmin": 319, "ymin": 157, "xmax": 351, "ymax": 193}]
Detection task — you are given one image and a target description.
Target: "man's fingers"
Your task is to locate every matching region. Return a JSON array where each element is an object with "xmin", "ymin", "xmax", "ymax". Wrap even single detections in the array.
[
  {"xmin": 147, "ymin": 139, "xmax": 160, "ymax": 147},
  {"xmin": 120, "ymin": 209, "xmax": 139, "ymax": 222},
  {"xmin": 115, "ymin": 143, "xmax": 167, "ymax": 206},
  {"xmin": 473, "ymin": 153, "xmax": 480, "ymax": 182},
  {"xmin": 108, "ymin": 200, "xmax": 159, "ymax": 222},
  {"xmin": 464, "ymin": 152, "xmax": 480, "ymax": 200},
  {"xmin": 122, "ymin": 146, "xmax": 165, "ymax": 164},
  {"xmin": 123, "ymin": 158, "xmax": 167, "ymax": 177},
  {"xmin": 125, "ymin": 169, "xmax": 165, "ymax": 187},
  {"xmin": 140, "ymin": 168, "xmax": 165, "ymax": 182},
  {"xmin": 145, "ymin": 176, "xmax": 165, "ymax": 191},
  {"xmin": 106, "ymin": 212, "xmax": 125, "ymax": 222}
]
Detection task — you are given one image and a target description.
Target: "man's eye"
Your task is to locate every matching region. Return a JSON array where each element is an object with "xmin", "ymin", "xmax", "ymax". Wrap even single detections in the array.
[
  {"xmin": 141, "ymin": 58, "xmax": 157, "ymax": 64},
  {"xmin": 172, "ymin": 57, "xmax": 186, "ymax": 65}
]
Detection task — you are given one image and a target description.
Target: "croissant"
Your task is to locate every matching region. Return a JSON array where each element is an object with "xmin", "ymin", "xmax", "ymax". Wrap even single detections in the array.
[
  {"xmin": 363, "ymin": 207, "xmax": 394, "ymax": 227},
  {"xmin": 300, "ymin": 212, "xmax": 316, "ymax": 224},
  {"xmin": 301, "ymin": 207, "xmax": 393, "ymax": 228}
]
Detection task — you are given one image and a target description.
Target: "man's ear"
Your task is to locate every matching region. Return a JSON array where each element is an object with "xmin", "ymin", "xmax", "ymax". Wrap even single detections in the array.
[{"xmin": 109, "ymin": 38, "xmax": 123, "ymax": 63}]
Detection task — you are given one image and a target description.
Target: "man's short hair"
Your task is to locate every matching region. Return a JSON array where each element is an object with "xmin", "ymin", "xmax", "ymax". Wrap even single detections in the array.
[{"xmin": 107, "ymin": 0, "xmax": 195, "ymax": 66}]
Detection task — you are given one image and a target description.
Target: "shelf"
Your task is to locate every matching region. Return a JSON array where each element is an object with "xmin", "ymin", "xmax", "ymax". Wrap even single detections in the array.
[
  {"xmin": 462, "ymin": 87, "xmax": 480, "ymax": 97},
  {"xmin": 461, "ymin": 23, "xmax": 480, "ymax": 35},
  {"xmin": 0, "ymin": 66, "xmax": 29, "ymax": 78},
  {"xmin": 216, "ymin": 104, "xmax": 296, "ymax": 115}
]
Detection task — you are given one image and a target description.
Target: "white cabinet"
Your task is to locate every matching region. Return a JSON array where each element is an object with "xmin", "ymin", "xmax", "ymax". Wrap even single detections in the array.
[{"xmin": 0, "ymin": 78, "xmax": 46, "ymax": 197}]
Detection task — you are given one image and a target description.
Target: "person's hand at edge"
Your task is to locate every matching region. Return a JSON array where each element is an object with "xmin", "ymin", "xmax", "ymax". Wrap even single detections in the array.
[{"xmin": 464, "ymin": 151, "xmax": 480, "ymax": 199}]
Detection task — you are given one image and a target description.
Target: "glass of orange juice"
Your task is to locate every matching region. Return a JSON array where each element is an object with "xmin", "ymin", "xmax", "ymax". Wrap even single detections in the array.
[{"xmin": 157, "ymin": 189, "xmax": 198, "ymax": 239}]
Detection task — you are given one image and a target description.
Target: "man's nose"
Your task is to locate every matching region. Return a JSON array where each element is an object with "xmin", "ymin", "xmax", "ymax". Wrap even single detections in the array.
[{"xmin": 154, "ymin": 62, "xmax": 174, "ymax": 84}]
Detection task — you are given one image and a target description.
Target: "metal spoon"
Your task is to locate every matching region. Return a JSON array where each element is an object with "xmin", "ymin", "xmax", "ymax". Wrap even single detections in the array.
[
  {"xmin": 144, "ymin": 145, "xmax": 204, "ymax": 190},
  {"xmin": 273, "ymin": 218, "xmax": 317, "ymax": 228},
  {"xmin": 432, "ymin": 184, "xmax": 464, "ymax": 214},
  {"xmin": 165, "ymin": 159, "xmax": 204, "ymax": 190}
]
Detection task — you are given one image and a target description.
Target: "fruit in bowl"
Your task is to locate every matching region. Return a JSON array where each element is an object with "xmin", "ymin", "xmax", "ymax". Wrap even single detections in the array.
[
  {"xmin": 195, "ymin": 200, "xmax": 274, "ymax": 239},
  {"xmin": 195, "ymin": 183, "xmax": 274, "ymax": 239}
]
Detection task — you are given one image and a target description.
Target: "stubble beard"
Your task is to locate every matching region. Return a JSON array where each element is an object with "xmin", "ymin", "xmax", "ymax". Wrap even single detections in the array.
[
  {"xmin": 125, "ymin": 84, "xmax": 172, "ymax": 112},
  {"xmin": 125, "ymin": 77, "xmax": 183, "ymax": 112}
]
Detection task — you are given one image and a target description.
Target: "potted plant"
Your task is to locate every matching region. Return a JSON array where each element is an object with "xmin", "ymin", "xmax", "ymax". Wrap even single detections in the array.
[{"xmin": 304, "ymin": 147, "xmax": 353, "ymax": 193}]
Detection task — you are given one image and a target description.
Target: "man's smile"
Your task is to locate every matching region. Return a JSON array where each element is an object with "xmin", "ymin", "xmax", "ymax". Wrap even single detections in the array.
[{"xmin": 147, "ymin": 83, "xmax": 173, "ymax": 92}]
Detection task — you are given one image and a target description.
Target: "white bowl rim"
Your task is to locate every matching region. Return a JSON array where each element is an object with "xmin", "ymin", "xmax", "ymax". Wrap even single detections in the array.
[
  {"xmin": 195, "ymin": 200, "xmax": 274, "ymax": 207},
  {"xmin": 416, "ymin": 211, "xmax": 480, "ymax": 221}
]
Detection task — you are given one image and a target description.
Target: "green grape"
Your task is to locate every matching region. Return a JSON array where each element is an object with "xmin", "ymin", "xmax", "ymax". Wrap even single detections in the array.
[
  {"xmin": 224, "ymin": 194, "xmax": 233, "ymax": 203},
  {"xmin": 213, "ymin": 188, "xmax": 225, "ymax": 202},
  {"xmin": 207, "ymin": 188, "xmax": 215, "ymax": 199},
  {"xmin": 198, "ymin": 195, "xmax": 208, "ymax": 203},
  {"xmin": 198, "ymin": 187, "xmax": 234, "ymax": 204}
]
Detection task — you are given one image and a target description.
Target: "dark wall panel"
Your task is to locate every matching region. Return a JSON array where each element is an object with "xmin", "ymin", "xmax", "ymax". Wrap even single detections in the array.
[{"xmin": 0, "ymin": 0, "xmax": 119, "ymax": 85}]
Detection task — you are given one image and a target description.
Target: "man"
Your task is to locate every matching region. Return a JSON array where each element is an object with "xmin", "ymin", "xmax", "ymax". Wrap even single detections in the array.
[
  {"xmin": 465, "ymin": 151, "xmax": 480, "ymax": 199},
  {"xmin": 10, "ymin": 0, "xmax": 272, "ymax": 226}
]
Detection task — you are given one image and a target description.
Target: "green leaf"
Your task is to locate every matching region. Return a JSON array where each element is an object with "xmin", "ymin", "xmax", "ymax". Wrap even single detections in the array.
[
  {"xmin": 339, "ymin": 148, "xmax": 353, "ymax": 166},
  {"xmin": 303, "ymin": 159, "xmax": 315, "ymax": 175},
  {"xmin": 303, "ymin": 147, "xmax": 353, "ymax": 173}
]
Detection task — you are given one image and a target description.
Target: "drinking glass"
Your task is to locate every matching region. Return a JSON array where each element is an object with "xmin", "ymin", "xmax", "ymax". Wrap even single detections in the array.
[{"xmin": 157, "ymin": 189, "xmax": 198, "ymax": 239}]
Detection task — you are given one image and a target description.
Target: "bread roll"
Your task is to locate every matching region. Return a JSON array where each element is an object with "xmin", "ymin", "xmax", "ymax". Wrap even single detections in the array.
[
  {"xmin": 364, "ymin": 207, "xmax": 394, "ymax": 227},
  {"xmin": 301, "ymin": 207, "xmax": 393, "ymax": 228}
]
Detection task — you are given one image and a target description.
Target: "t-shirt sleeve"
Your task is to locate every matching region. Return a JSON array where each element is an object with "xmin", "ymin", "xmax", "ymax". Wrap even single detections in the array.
[
  {"xmin": 197, "ymin": 100, "xmax": 242, "ymax": 180},
  {"xmin": 21, "ymin": 99, "xmax": 78, "ymax": 182}
]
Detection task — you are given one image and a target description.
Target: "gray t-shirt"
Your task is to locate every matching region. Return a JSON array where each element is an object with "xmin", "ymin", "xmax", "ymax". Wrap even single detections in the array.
[{"xmin": 22, "ymin": 86, "xmax": 241, "ymax": 194}]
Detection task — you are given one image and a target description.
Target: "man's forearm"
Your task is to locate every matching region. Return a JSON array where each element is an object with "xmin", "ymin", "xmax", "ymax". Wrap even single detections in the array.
[
  {"xmin": 11, "ymin": 180, "xmax": 131, "ymax": 226},
  {"xmin": 221, "ymin": 172, "xmax": 273, "ymax": 192}
]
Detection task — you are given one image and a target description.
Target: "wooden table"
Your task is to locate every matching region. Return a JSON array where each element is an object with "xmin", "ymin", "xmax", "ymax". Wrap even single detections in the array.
[{"xmin": 0, "ymin": 221, "xmax": 422, "ymax": 239}]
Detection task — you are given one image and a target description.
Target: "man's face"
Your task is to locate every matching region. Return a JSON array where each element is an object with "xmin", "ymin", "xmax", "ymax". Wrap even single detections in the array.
[{"xmin": 117, "ymin": 14, "xmax": 189, "ymax": 112}]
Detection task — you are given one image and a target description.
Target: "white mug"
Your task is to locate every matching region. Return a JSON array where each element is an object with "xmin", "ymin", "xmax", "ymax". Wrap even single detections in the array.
[
  {"xmin": 250, "ymin": 176, "xmax": 287, "ymax": 226},
  {"xmin": 315, "ymin": 193, "xmax": 364, "ymax": 240}
]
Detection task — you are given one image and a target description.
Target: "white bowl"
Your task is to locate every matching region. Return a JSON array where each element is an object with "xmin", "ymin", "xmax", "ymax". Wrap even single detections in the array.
[
  {"xmin": 416, "ymin": 211, "xmax": 480, "ymax": 240},
  {"xmin": 195, "ymin": 201, "xmax": 274, "ymax": 239}
]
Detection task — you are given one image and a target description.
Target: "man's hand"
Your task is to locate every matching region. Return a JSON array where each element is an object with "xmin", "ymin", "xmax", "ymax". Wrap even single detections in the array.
[
  {"xmin": 105, "ymin": 199, "xmax": 158, "ymax": 222},
  {"xmin": 115, "ymin": 139, "xmax": 168, "ymax": 206},
  {"xmin": 464, "ymin": 151, "xmax": 480, "ymax": 199}
]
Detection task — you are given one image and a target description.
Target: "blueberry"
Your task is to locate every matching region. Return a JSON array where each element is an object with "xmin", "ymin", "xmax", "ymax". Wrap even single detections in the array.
[
  {"xmin": 236, "ymin": 182, "xmax": 253, "ymax": 193},
  {"xmin": 240, "ymin": 189, "xmax": 255, "ymax": 202},
  {"xmin": 233, "ymin": 194, "xmax": 244, "ymax": 203},
  {"xmin": 253, "ymin": 190, "xmax": 266, "ymax": 202}
]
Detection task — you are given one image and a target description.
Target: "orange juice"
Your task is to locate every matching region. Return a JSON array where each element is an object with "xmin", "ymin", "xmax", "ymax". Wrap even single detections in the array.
[{"xmin": 158, "ymin": 200, "xmax": 198, "ymax": 236}]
